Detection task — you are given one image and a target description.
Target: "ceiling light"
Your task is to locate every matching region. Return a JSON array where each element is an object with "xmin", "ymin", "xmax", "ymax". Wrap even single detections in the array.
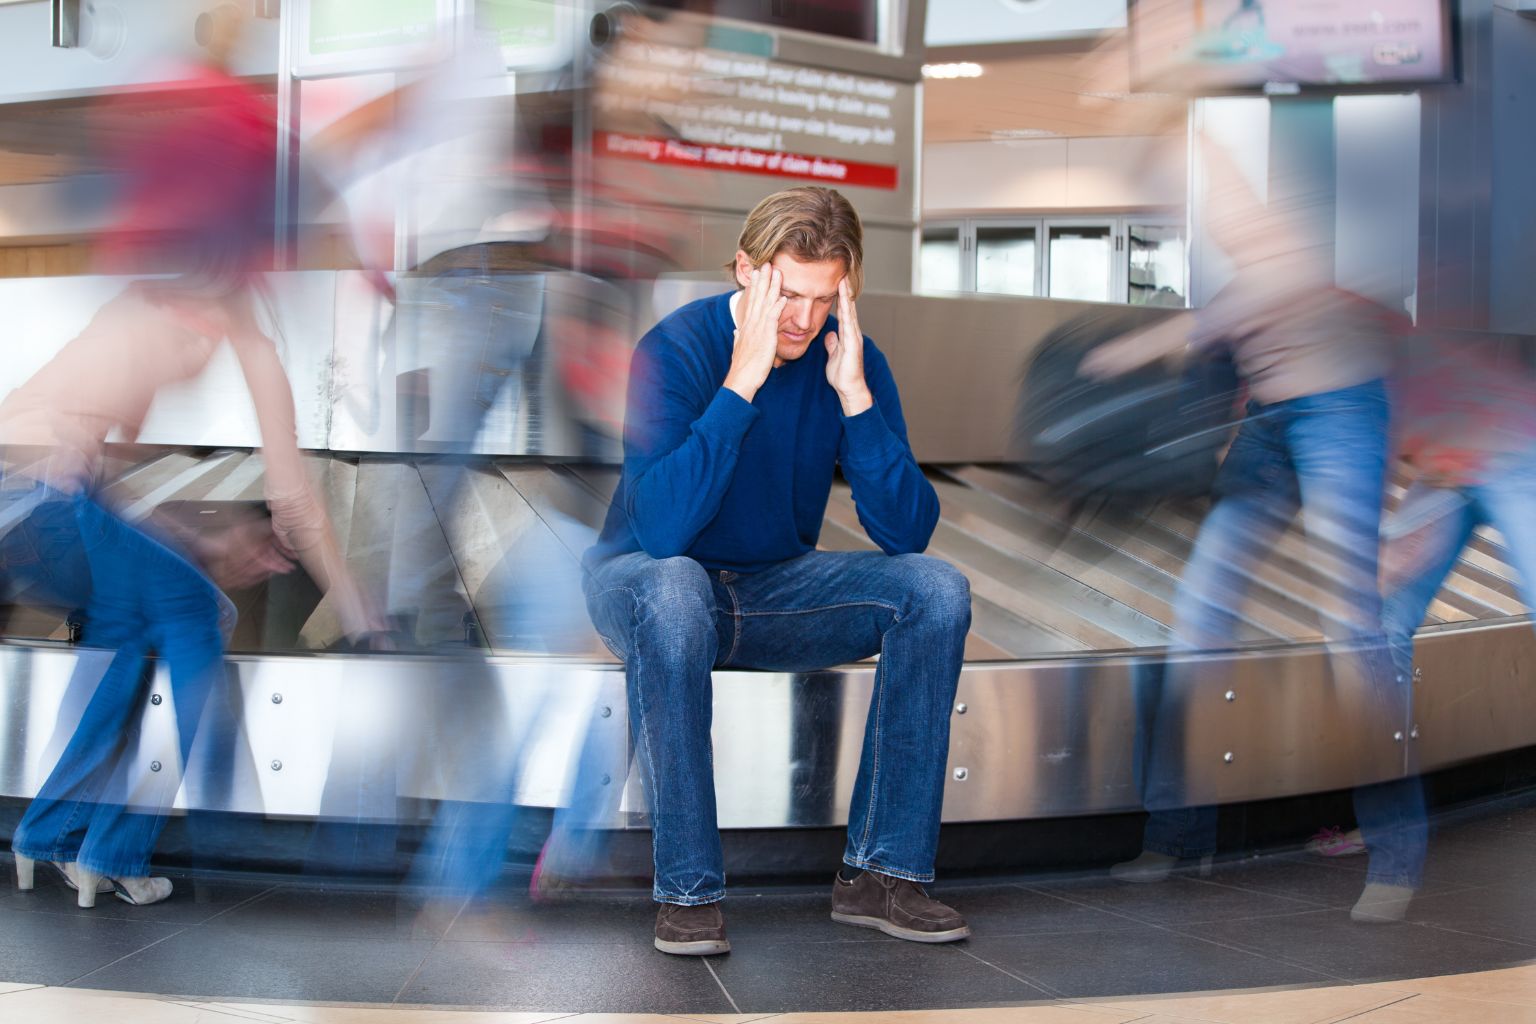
[
  {"xmin": 922, "ymin": 62, "xmax": 984, "ymax": 79},
  {"xmin": 991, "ymin": 128, "xmax": 1061, "ymax": 140}
]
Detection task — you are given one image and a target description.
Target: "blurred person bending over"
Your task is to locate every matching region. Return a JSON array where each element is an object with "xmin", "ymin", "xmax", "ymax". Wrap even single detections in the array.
[
  {"xmin": 583, "ymin": 187, "xmax": 972, "ymax": 956},
  {"xmin": 0, "ymin": 6, "xmax": 383, "ymax": 907},
  {"xmin": 1083, "ymin": 140, "xmax": 1410, "ymax": 912}
]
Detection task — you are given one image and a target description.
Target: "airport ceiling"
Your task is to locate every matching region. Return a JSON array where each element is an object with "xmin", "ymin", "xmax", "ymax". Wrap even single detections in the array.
[{"xmin": 922, "ymin": 36, "xmax": 1186, "ymax": 143}]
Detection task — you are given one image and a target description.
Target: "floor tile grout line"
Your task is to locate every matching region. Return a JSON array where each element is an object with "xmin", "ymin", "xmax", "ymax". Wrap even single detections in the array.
[
  {"xmin": 1416, "ymin": 919, "xmax": 1536, "ymax": 951},
  {"xmin": 1181, "ymin": 874, "xmax": 1346, "ymax": 909},
  {"xmin": 388, "ymin": 894, "xmax": 472, "ymax": 1006},
  {"xmin": 1025, "ymin": 879, "xmax": 1350, "ymax": 933},
  {"xmin": 59, "ymin": 923, "xmax": 195, "ymax": 988},
  {"xmin": 1323, "ymin": 991, "xmax": 1422, "ymax": 1023},
  {"xmin": 954, "ymin": 944, "xmax": 1066, "ymax": 1000},
  {"xmin": 0, "ymin": 985, "xmax": 46, "ymax": 999},
  {"xmin": 702, "ymin": 955, "xmax": 742, "ymax": 1015},
  {"xmin": 183, "ymin": 884, "xmax": 283, "ymax": 927},
  {"xmin": 1023, "ymin": 884, "xmax": 1353, "ymax": 984}
]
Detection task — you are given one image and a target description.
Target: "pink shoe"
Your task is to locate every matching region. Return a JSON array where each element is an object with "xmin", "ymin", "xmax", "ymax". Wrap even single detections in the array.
[{"xmin": 1305, "ymin": 827, "xmax": 1366, "ymax": 857}]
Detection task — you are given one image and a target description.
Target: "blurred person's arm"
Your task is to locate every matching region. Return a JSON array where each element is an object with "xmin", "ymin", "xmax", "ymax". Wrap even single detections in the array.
[
  {"xmin": 1079, "ymin": 311, "xmax": 1197, "ymax": 378},
  {"xmin": 222, "ymin": 292, "xmax": 388, "ymax": 641}
]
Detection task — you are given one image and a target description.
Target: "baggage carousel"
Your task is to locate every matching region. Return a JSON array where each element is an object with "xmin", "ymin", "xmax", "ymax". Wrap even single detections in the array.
[{"xmin": 0, "ymin": 276, "xmax": 1533, "ymax": 848}]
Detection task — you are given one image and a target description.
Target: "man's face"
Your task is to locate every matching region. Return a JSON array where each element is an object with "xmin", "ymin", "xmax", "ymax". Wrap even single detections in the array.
[{"xmin": 735, "ymin": 250, "xmax": 846, "ymax": 365}]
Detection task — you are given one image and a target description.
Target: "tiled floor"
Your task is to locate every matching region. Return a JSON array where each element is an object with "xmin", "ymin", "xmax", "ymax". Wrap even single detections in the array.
[{"xmin": 2, "ymin": 790, "xmax": 1536, "ymax": 1019}]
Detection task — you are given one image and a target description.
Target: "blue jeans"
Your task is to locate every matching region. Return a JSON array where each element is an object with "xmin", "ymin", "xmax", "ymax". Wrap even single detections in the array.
[
  {"xmin": 2, "ymin": 486, "xmax": 224, "ymax": 877},
  {"xmin": 1141, "ymin": 381, "xmax": 1408, "ymax": 877},
  {"xmin": 1362, "ymin": 445, "xmax": 1536, "ymax": 886},
  {"xmin": 583, "ymin": 549, "xmax": 970, "ymax": 905}
]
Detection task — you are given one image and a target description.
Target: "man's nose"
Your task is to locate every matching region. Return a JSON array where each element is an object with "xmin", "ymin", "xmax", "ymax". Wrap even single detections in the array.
[{"xmin": 785, "ymin": 298, "xmax": 814, "ymax": 329}]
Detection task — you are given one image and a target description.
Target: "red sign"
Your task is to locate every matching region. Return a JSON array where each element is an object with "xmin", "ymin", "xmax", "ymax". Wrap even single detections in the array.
[{"xmin": 594, "ymin": 131, "xmax": 900, "ymax": 191}]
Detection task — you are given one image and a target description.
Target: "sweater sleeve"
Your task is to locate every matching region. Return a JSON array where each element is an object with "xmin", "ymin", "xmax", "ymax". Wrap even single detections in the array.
[
  {"xmin": 837, "ymin": 341, "xmax": 939, "ymax": 554},
  {"xmin": 621, "ymin": 335, "xmax": 760, "ymax": 558}
]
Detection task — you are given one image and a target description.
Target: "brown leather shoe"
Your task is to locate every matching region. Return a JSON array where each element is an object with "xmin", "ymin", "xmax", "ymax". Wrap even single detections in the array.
[
  {"xmin": 654, "ymin": 902, "xmax": 730, "ymax": 955},
  {"xmin": 830, "ymin": 870, "xmax": 971, "ymax": 943}
]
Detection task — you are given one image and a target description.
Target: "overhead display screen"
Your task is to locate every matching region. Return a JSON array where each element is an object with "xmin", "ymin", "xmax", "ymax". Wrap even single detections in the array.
[
  {"xmin": 293, "ymin": 0, "xmax": 455, "ymax": 76},
  {"xmin": 1129, "ymin": 0, "xmax": 1454, "ymax": 93},
  {"xmin": 643, "ymin": 0, "xmax": 879, "ymax": 45}
]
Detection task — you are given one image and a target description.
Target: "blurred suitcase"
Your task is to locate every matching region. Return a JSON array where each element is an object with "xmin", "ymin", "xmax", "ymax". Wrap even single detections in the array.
[{"xmin": 1016, "ymin": 308, "xmax": 1242, "ymax": 501}]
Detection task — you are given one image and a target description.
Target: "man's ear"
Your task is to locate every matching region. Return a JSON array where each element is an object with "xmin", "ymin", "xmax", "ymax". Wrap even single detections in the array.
[{"xmin": 732, "ymin": 250, "xmax": 755, "ymax": 289}]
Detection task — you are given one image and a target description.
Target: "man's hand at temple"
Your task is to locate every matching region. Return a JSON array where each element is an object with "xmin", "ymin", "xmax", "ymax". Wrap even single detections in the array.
[
  {"xmin": 826, "ymin": 277, "xmax": 873, "ymax": 416},
  {"xmin": 723, "ymin": 264, "xmax": 787, "ymax": 403}
]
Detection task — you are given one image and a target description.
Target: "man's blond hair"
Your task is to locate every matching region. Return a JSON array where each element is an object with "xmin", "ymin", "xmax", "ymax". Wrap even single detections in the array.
[{"xmin": 727, "ymin": 186, "xmax": 865, "ymax": 297}]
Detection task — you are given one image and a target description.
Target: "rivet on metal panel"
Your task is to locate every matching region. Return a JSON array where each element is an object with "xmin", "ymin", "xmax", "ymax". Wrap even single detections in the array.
[
  {"xmin": 953, "ymin": 767, "xmax": 969, "ymax": 781},
  {"xmin": 150, "ymin": 761, "xmax": 162, "ymax": 772},
  {"xmin": 1393, "ymin": 731, "xmax": 1404, "ymax": 742},
  {"xmin": 1224, "ymin": 690, "xmax": 1236, "ymax": 702},
  {"xmin": 601, "ymin": 774, "xmax": 612, "ymax": 785},
  {"xmin": 271, "ymin": 693, "xmax": 283, "ymax": 705},
  {"xmin": 1223, "ymin": 752, "xmax": 1234, "ymax": 763},
  {"xmin": 1413, "ymin": 667, "xmax": 1423, "ymax": 682},
  {"xmin": 150, "ymin": 694, "xmax": 163, "ymax": 706},
  {"xmin": 271, "ymin": 759, "xmax": 283, "ymax": 771},
  {"xmin": 599, "ymin": 706, "xmax": 612, "ymax": 719},
  {"xmin": 955, "ymin": 703, "xmax": 968, "ymax": 714},
  {"xmin": 1410, "ymin": 725, "xmax": 1420, "ymax": 740}
]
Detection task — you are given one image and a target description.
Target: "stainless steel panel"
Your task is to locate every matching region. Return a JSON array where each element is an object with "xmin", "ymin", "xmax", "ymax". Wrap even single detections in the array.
[{"xmin": 4, "ymin": 614, "xmax": 1533, "ymax": 827}]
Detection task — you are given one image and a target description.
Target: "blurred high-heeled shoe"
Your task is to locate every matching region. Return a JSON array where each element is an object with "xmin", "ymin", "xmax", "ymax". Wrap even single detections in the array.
[
  {"xmin": 73, "ymin": 868, "xmax": 173, "ymax": 908},
  {"xmin": 13, "ymin": 855, "xmax": 113, "ymax": 897}
]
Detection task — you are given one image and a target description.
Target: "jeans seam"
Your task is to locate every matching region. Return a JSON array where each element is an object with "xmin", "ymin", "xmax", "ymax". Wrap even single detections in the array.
[
  {"xmin": 737, "ymin": 599, "xmax": 902, "ymax": 617},
  {"xmin": 856, "ymin": 619, "xmax": 897, "ymax": 858},
  {"xmin": 722, "ymin": 582, "xmax": 742, "ymax": 665}
]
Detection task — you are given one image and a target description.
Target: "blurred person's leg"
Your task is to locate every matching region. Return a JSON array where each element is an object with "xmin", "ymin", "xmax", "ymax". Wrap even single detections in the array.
[
  {"xmin": 388, "ymin": 270, "xmax": 544, "ymax": 645},
  {"xmin": 12, "ymin": 497, "xmax": 223, "ymax": 889},
  {"xmin": 408, "ymin": 510, "xmax": 597, "ymax": 898},
  {"xmin": 1126, "ymin": 411, "xmax": 1297, "ymax": 877},
  {"xmin": 1351, "ymin": 483, "xmax": 1473, "ymax": 917},
  {"xmin": 1282, "ymin": 380, "xmax": 1426, "ymax": 919}
]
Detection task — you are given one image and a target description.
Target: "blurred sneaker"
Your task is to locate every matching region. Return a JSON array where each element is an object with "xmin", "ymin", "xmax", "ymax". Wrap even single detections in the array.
[
  {"xmin": 1306, "ymin": 827, "xmax": 1366, "ymax": 857},
  {"xmin": 1351, "ymin": 881, "xmax": 1414, "ymax": 923}
]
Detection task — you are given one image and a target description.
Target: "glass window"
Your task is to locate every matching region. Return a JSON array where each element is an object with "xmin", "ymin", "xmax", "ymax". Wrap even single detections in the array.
[
  {"xmin": 919, "ymin": 227, "xmax": 962, "ymax": 293},
  {"xmin": 1047, "ymin": 225, "xmax": 1112, "ymax": 303},
  {"xmin": 1127, "ymin": 223, "xmax": 1187, "ymax": 308},
  {"xmin": 975, "ymin": 225, "xmax": 1037, "ymax": 297}
]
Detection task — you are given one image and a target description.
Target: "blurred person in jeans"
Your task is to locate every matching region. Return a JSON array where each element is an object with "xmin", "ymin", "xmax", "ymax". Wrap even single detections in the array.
[
  {"xmin": 1, "ymin": 5, "xmax": 383, "ymax": 907},
  {"xmin": 1083, "ymin": 138, "xmax": 1409, "ymax": 913},
  {"xmin": 1338, "ymin": 340, "xmax": 1536, "ymax": 921},
  {"xmin": 583, "ymin": 187, "xmax": 972, "ymax": 956}
]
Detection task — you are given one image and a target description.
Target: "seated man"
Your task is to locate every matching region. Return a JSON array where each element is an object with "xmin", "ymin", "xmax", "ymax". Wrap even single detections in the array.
[{"xmin": 584, "ymin": 186, "xmax": 972, "ymax": 955}]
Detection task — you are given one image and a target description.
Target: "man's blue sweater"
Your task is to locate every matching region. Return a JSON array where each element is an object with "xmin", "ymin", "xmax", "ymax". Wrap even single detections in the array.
[{"xmin": 586, "ymin": 291, "xmax": 939, "ymax": 574}]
